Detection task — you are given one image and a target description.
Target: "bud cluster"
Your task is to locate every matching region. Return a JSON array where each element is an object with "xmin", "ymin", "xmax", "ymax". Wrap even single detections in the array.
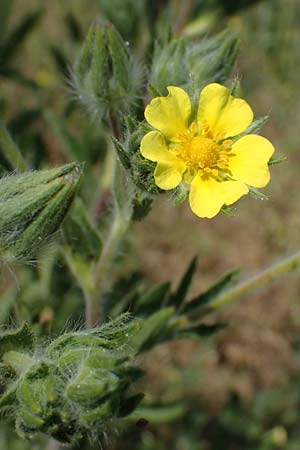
[
  {"xmin": 72, "ymin": 23, "xmax": 143, "ymax": 119},
  {"xmin": 0, "ymin": 315, "xmax": 142, "ymax": 443}
]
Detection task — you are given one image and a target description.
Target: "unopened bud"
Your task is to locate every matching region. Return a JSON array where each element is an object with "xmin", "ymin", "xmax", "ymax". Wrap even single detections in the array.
[{"xmin": 0, "ymin": 162, "xmax": 82, "ymax": 261}]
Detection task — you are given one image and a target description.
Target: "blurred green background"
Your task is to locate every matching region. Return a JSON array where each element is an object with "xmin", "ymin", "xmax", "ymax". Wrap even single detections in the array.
[{"xmin": 1, "ymin": 0, "xmax": 300, "ymax": 449}]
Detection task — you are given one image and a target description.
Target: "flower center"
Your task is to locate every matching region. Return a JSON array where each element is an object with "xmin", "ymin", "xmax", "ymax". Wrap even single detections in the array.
[{"xmin": 184, "ymin": 136, "xmax": 219, "ymax": 169}]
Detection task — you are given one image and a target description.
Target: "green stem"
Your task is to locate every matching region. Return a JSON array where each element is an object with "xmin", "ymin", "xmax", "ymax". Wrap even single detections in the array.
[
  {"xmin": 0, "ymin": 123, "xmax": 27, "ymax": 172},
  {"xmin": 209, "ymin": 250, "xmax": 300, "ymax": 310},
  {"xmin": 88, "ymin": 213, "xmax": 129, "ymax": 326}
]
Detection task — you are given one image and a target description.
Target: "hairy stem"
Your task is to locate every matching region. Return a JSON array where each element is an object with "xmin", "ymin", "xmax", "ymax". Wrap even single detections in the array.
[
  {"xmin": 84, "ymin": 113, "xmax": 132, "ymax": 327},
  {"xmin": 86, "ymin": 213, "xmax": 129, "ymax": 326},
  {"xmin": 210, "ymin": 250, "xmax": 300, "ymax": 310}
]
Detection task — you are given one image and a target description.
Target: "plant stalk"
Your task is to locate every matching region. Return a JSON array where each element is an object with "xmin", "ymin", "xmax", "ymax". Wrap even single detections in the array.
[
  {"xmin": 210, "ymin": 250, "xmax": 300, "ymax": 310},
  {"xmin": 86, "ymin": 213, "xmax": 129, "ymax": 326}
]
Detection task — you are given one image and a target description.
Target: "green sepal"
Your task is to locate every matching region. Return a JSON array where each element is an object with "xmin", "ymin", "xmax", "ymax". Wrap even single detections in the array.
[
  {"xmin": 2, "ymin": 351, "xmax": 35, "ymax": 376},
  {"xmin": 150, "ymin": 31, "xmax": 239, "ymax": 95},
  {"xmin": 80, "ymin": 398, "xmax": 113, "ymax": 424},
  {"xmin": 0, "ymin": 384, "xmax": 17, "ymax": 408},
  {"xmin": 131, "ymin": 192, "xmax": 153, "ymax": 221},
  {"xmin": 46, "ymin": 314, "xmax": 140, "ymax": 359},
  {"xmin": 0, "ymin": 323, "xmax": 35, "ymax": 358},
  {"xmin": 67, "ymin": 367, "xmax": 120, "ymax": 407},
  {"xmin": 74, "ymin": 24, "xmax": 94, "ymax": 82},
  {"xmin": 106, "ymin": 24, "xmax": 130, "ymax": 90},
  {"xmin": 268, "ymin": 156, "xmax": 287, "ymax": 166},
  {"xmin": 0, "ymin": 162, "xmax": 82, "ymax": 260},
  {"xmin": 249, "ymin": 186, "xmax": 269, "ymax": 201},
  {"xmin": 91, "ymin": 26, "xmax": 108, "ymax": 99},
  {"xmin": 112, "ymin": 136, "xmax": 132, "ymax": 170}
]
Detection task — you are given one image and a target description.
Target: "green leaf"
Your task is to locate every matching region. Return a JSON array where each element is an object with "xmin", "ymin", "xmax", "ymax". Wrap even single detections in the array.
[
  {"xmin": 134, "ymin": 282, "xmax": 171, "ymax": 316},
  {"xmin": 170, "ymin": 257, "xmax": 197, "ymax": 309},
  {"xmin": 132, "ymin": 307, "xmax": 175, "ymax": 352},
  {"xmin": 0, "ymin": 122, "xmax": 27, "ymax": 172},
  {"xmin": 118, "ymin": 393, "xmax": 144, "ymax": 417},
  {"xmin": 177, "ymin": 323, "xmax": 226, "ymax": 340},
  {"xmin": 0, "ymin": 0, "xmax": 14, "ymax": 35},
  {"xmin": 0, "ymin": 9, "xmax": 43, "ymax": 63},
  {"xmin": 183, "ymin": 269, "xmax": 241, "ymax": 316}
]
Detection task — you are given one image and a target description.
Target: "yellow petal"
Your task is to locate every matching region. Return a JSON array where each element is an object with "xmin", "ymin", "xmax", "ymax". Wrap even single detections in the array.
[
  {"xmin": 154, "ymin": 162, "xmax": 184, "ymax": 190},
  {"xmin": 197, "ymin": 83, "xmax": 253, "ymax": 140},
  {"xmin": 145, "ymin": 86, "xmax": 191, "ymax": 141},
  {"xmin": 229, "ymin": 135, "xmax": 274, "ymax": 188},
  {"xmin": 141, "ymin": 131, "xmax": 174, "ymax": 162},
  {"xmin": 189, "ymin": 175, "xmax": 248, "ymax": 218},
  {"xmin": 140, "ymin": 131, "xmax": 186, "ymax": 190}
]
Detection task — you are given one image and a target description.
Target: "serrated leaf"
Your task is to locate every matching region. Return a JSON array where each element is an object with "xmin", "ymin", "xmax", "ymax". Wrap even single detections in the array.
[
  {"xmin": 169, "ymin": 257, "xmax": 197, "ymax": 310},
  {"xmin": 183, "ymin": 269, "xmax": 241, "ymax": 316}
]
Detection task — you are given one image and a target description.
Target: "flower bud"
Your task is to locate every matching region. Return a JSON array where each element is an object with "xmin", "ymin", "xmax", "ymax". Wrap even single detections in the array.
[
  {"xmin": 0, "ymin": 162, "xmax": 82, "ymax": 261},
  {"xmin": 0, "ymin": 315, "xmax": 143, "ymax": 443}
]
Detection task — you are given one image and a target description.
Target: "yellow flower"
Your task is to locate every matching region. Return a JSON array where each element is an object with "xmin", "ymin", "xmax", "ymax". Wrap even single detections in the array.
[{"xmin": 140, "ymin": 83, "xmax": 274, "ymax": 218}]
